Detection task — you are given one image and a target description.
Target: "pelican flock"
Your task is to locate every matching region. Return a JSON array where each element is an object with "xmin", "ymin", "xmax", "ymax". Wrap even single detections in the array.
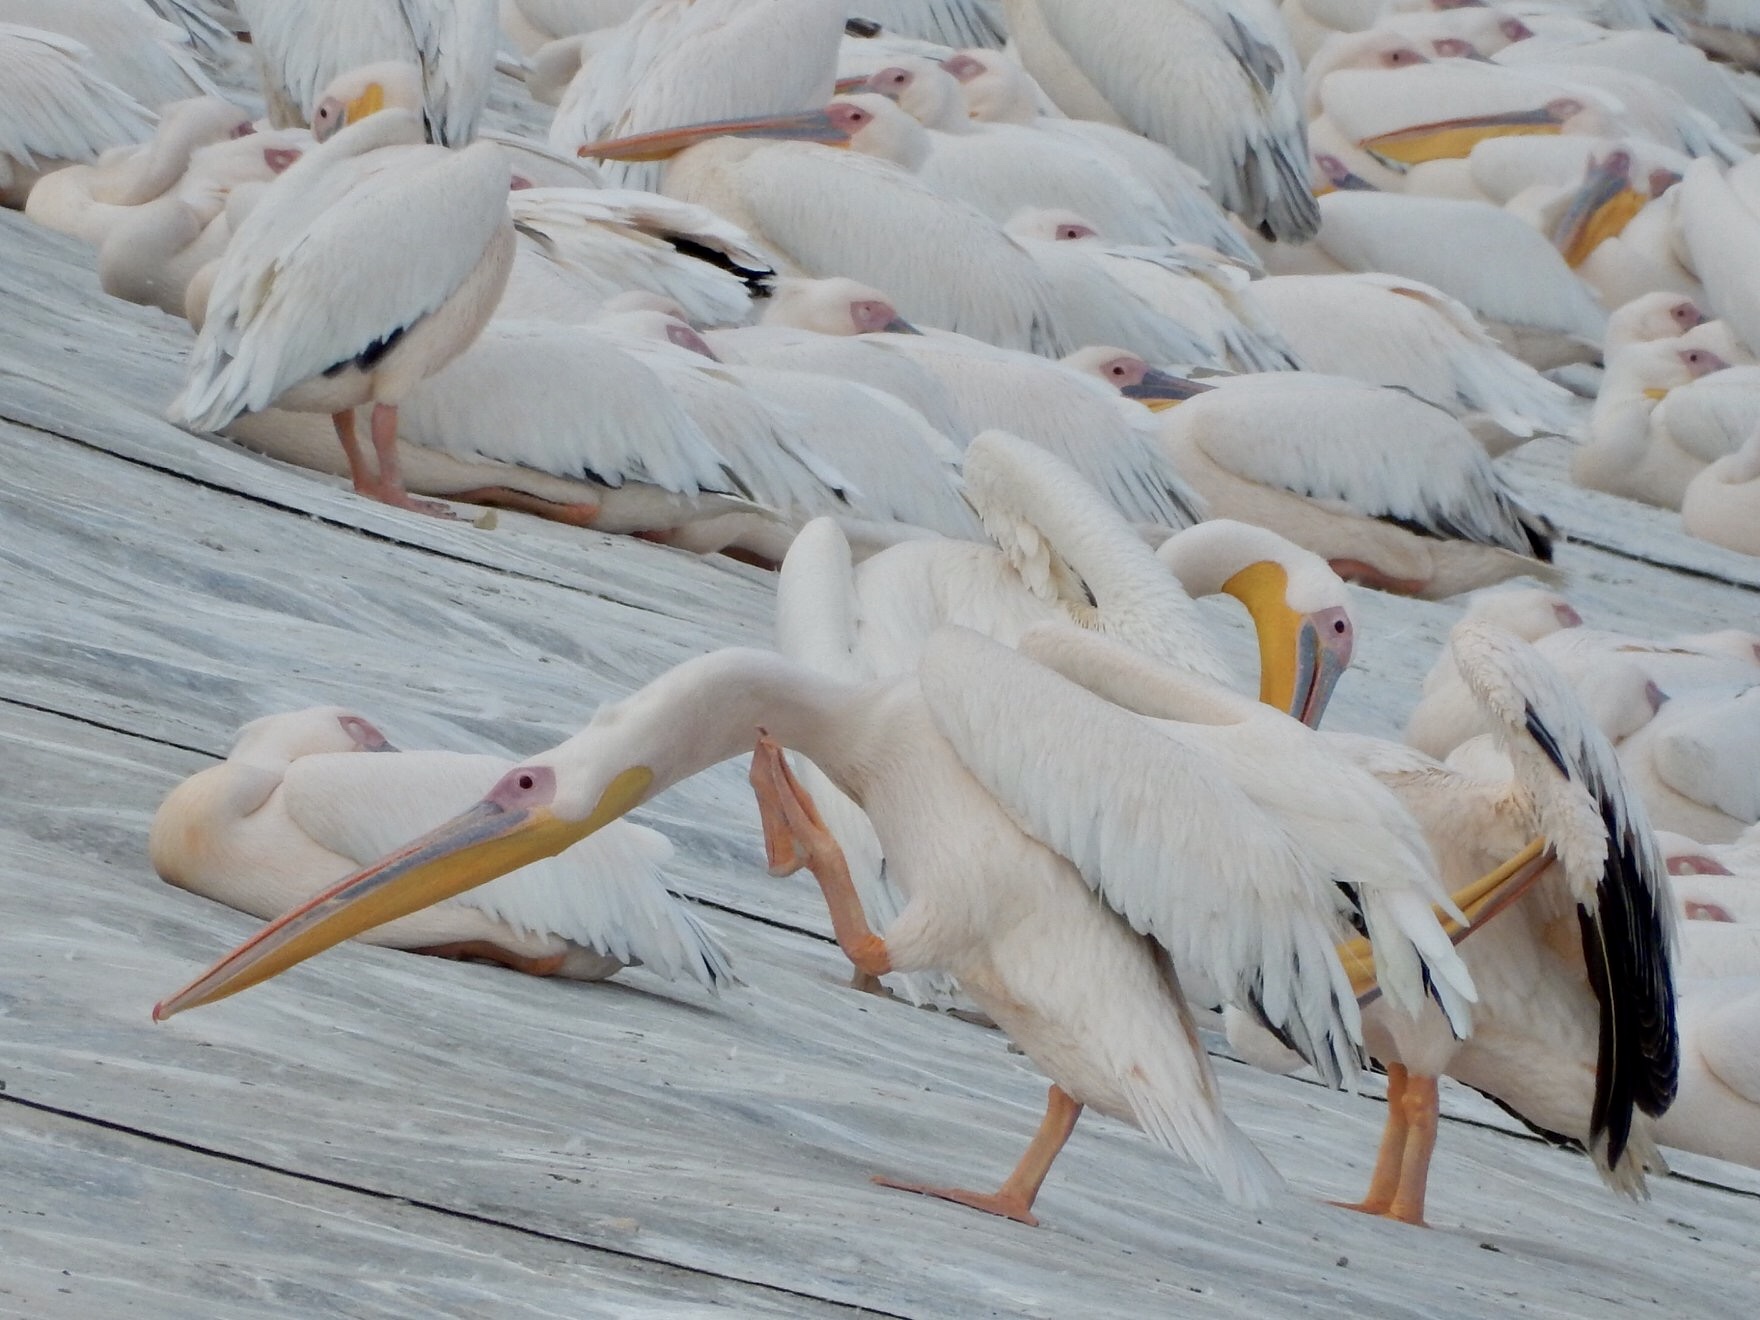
[{"xmin": 5, "ymin": 0, "xmax": 1760, "ymax": 1305}]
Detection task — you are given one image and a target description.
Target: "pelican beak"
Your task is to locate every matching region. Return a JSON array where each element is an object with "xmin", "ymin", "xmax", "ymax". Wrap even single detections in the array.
[
  {"xmin": 833, "ymin": 75, "xmax": 869, "ymax": 94},
  {"xmin": 1121, "ymin": 367, "xmax": 1211, "ymax": 412},
  {"xmin": 1220, "ymin": 563, "xmax": 1353, "ymax": 728},
  {"xmin": 1359, "ymin": 104, "xmax": 1567, "ymax": 167},
  {"xmin": 1549, "ymin": 154, "xmax": 1644, "ymax": 267},
  {"xmin": 1643, "ymin": 387, "xmax": 1670, "ymax": 401},
  {"xmin": 152, "ymin": 767, "xmax": 653, "ymax": 1021},
  {"xmin": 1341, "ymin": 838, "xmax": 1552, "ymax": 1003},
  {"xmin": 881, "ymin": 316, "xmax": 922, "ymax": 334},
  {"xmin": 346, "ymin": 81, "xmax": 386, "ymax": 126},
  {"xmin": 578, "ymin": 110, "xmax": 850, "ymax": 160}
]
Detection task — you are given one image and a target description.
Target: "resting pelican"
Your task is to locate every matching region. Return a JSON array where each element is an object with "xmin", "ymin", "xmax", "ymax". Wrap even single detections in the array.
[
  {"xmin": 234, "ymin": 0, "xmax": 498, "ymax": 144},
  {"xmin": 1572, "ymin": 340, "xmax": 1734, "ymax": 509},
  {"xmin": 1683, "ymin": 427, "xmax": 1760, "ymax": 558},
  {"xmin": 1617, "ymin": 686, "xmax": 1760, "ymax": 844},
  {"xmin": 1604, "ymin": 291, "xmax": 1709, "ymax": 358},
  {"xmin": 168, "ymin": 110, "xmax": 516, "ymax": 517},
  {"xmin": 1652, "ymin": 976, "xmax": 1760, "ymax": 1170},
  {"xmin": 776, "ymin": 437, "xmax": 1354, "ymax": 1001},
  {"xmin": 997, "ymin": 0, "xmax": 1320, "ymax": 241},
  {"xmin": 1113, "ymin": 370, "xmax": 1561, "ymax": 598},
  {"xmin": 155, "ymin": 623, "xmax": 1478, "ymax": 1225},
  {"xmin": 152, "ymin": 706, "xmax": 734, "ymax": 988},
  {"xmin": 1316, "ymin": 620, "xmax": 1678, "ymax": 1224},
  {"xmin": 1659, "ymin": 823, "xmax": 1760, "ymax": 882},
  {"xmin": 0, "ymin": 23, "xmax": 154, "ymax": 209},
  {"xmin": 548, "ymin": 0, "xmax": 842, "ymax": 189}
]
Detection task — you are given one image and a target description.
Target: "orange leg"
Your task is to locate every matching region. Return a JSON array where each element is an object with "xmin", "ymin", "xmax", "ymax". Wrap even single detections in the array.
[
  {"xmin": 331, "ymin": 409, "xmax": 375, "ymax": 496},
  {"xmin": 1386, "ymin": 1073, "xmax": 1439, "ymax": 1226},
  {"xmin": 443, "ymin": 486, "xmax": 600, "ymax": 527},
  {"xmin": 1331, "ymin": 1063, "xmax": 1410, "ymax": 1216},
  {"xmin": 367, "ymin": 402, "xmax": 460, "ymax": 518},
  {"xmin": 411, "ymin": 940, "xmax": 568, "ymax": 977},
  {"xmin": 875, "ymin": 1085, "xmax": 1084, "ymax": 1227},
  {"xmin": 748, "ymin": 734, "xmax": 890, "ymax": 978}
]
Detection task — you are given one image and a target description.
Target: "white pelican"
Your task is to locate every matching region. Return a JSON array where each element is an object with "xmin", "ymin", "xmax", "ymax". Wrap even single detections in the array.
[
  {"xmin": 1652, "ymin": 977, "xmax": 1760, "ymax": 1170},
  {"xmin": 942, "ymin": 48, "xmax": 1262, "ymax": 266},
  {"xmin": 500, "ymin": 0, "xmax": 644, "ymax": 55},
  {"xmin": 1240, "ymin": 271, "xmax": 1580, "ymax": 446},
  {"xmin": 847, "ymin": 0, "xmax": 1008, "ymax": 48},
  {"xmin": 776, "ymin": 438, "xmax": 1355, "ymax": 1001},
  {"xmin": 23, "ymin": 95, "xmax": 254, "ymax": 242},
  {"xmin": 1572, "ymin": 340, "xmax": 1735, "ymax": 509},
  {"xmin": 1674, "ymin": 159, "xmax": 1760, "ymax": 362},
  {"xmin": 548, "ymin": 0, "xmax": 843, "ymax": 189},
  {"xmin": 0, "ymin": 0, "xmax": 214, "ymax": 109},
  {"xmin": 1659, "ymin": 822, "xmax": 1760, "ymax": 880},
  {"xmin": 1617, "ymin": 685, "xmax": 1760, "ymax": 844},
  {"xmin": 233, "ymin": 0, "xmax": 498, "ymax": 144},
  {"xmin": 0, "ymin": 23, "xmax": 153, "ymax": 209},
  {"xmin": 577, "ymin": 95, "xmax": 1076, "ymax": 355},
  {"xmin": 151, "ymin": 706, "xmax": 734, "ymax": 989},
  {"xmin": 999, "ymin": 211, "xmax": 1298, "ymax": 374},
  {"xmin": 155, "ymin": 622, "xmax": 1478, "ymax": 1224},
  {"xmin": 1538, "ymin": 148, "xmax": 1707, "ymax": 312},
  {"xmin": 997, "ymin": 0, "xmax": 1320, "ymax": 241},
  {"xmin": 168, "ymin": 110, "xmax": 516, "ymax": 517},
  {"xmin": 1604, "ymin": 290, "xmax": 1709, "ymax": 358},
  {"xmin": 1114, "ymin": 370, "xmax": 1562, "ymax": 598},
  {"xmin": 1318, "ymin": 620, "xmax": 1678, "ymax": 1223},
  {"xmin": 1262, "ymin": 191, "xmax": 1609, "ymax": 369},
  {"xmin": 1683, "ymin": 426, "xmax": 1760, "ymax": 558}
]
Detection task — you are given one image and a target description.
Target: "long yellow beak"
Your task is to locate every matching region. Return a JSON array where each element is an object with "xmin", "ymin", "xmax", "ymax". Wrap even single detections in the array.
[
  {"xmin": 1120, "ymin": 367, "xmax": 1213, "ymax": 412},
  {"xmin": 152, "ymin": 767, "xmax": 652, "ymax": 1020},
  {"xmin": 578, "ymin": 110, "xmax": 851, "ymax": 160},
  {"xmin": 1360, "ymin": 106, "xmax": 1566, "ymax": 167},
  {"xmin": 346, "ymin": 82, "xmax": 385, "ymax": 127},
  {"xmin": 1221, "ymin": 561, "xmax": 1354, "ymax": 729},
  {"xmin": 1550, "ymin": 153, "xmax": 1645, "ymax": 267},
  {"xmin": 1340, "ymin": 837, "xmax": 1552, "ymax": 1001}
]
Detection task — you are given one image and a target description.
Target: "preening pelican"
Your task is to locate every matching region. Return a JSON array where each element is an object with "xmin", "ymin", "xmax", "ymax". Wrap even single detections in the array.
[
  {"xmin": 0, "ymin": 23, "xmax": 154, "ymax": 208},
  {"xmin": 1123, "ymin": 371, "xmax": 1561, "ymax": 598},
  {"xmin": 998, "ymin": 0, "xmax": 1320, "ymax": 241},
  {"xmin": 1320, "ymin": 620, "xmax": 1678, "ymax": 1223},
  {"xmin": 234, "ymin": 0, "xmax": 498, "ymax": 144},
  {"xmin": 151, "ymin": 707, "xmax": 734, "ymax": 988},
  {"xmin": 154, "ymin": 622, "xmax": 1480, "ymax": 1224},
  {"xmin": 168, "ymin": 110, "xmax": 516, "ymax": 516}
]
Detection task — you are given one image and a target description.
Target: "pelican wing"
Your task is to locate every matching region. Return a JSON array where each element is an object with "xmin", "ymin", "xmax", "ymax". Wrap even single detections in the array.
[
  {"xmin": 396, "ymin": 321, "xmax": 746, "ymax": 497},
  {"xmin": 1650, "ymin": 687, "xmax": 1760, "ymax": 823},
  {"xmin": 1678, "ymin": 161, "xmax": 1760, "ymax": 373},
  {"xmin": 1185, "ymin": 374, "xmax": 1556, "ymax": 558},
  {"xmin": 0, "ymin": 25, "xmax": 155, "ymax": 174},
  {"xmin": 172, "ymin": 124, "xmax": 511, "ymax": 431},
  {"xmin": 1451, "ymin": 619, "xmax": 1679, "ymax": 1162},
  {"xmin": 280, "ymin": 749, "xmax": 735, "ymax": 990},
  {"xmin": 394, "ymin": 0, "xmax": 498, "ymax": 146},
  {"xmin": 234, "ymin": 0, "xmax": 413, "ymax": 124},
  {"xmin": 848, "ymin": 0, "xmax": 1007, "ymax": 48},
  {"xmin": 1031, "ymin": 0, "xmax": 1317, "ymax": 240},
  {"xmin": 919, "ymin": 625, "xmax": 1366, "ymax": 1085},
  {"xmin": 731, "ymin": 145, "xmax": 1072, "ymax": 355},
  {"xmin": 775, "ymin": 519, "xmax": 960, "ymax": 1007}
]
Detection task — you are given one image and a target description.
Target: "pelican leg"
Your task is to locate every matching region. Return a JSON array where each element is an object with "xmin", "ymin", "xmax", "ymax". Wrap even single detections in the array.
[
  {"xmin": 442, "ymin": 487, "xmax": 600, "ymax": 526},
  {"xmin": 1386, "ymin": 1073, "xmax": 1440, "ymax": 1226},
  {"xmin": 1331, "ymin": 1063, "xmax": 1410, "ymax": 1215},
  {"xmin": 749, "ymin": 734, "xmax": 891, "ymax": 979},
  {"xmin": 331, "ymin": 409, "xmax": 375, "ymax": 496},
  {"xmin": 874, "ymin": 1085, "xmax": 1083, "ymax": 1227},
  {"xmin": 410, "ymin": 939, "xmax": 569, "ymax": 977},
  {"xmin": 367, "ymin": 403, "xmax": 462, "ymax": 519}
]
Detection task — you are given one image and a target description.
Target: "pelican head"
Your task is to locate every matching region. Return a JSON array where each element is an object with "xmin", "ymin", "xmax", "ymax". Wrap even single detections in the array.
[
  {"xmin": 1158, "ymin": 521, "xmax": 1356, "ymax": 727},
  {"xmin": 1462, "ymin": 586, "xmax": 1582, "ymax": 639},
  {"xmin": 1610, "ymin": 340, "xmax": 1729, "ymax": 403},
  {"xmin": 863, "ymin": 58, "xmax": 967, "ymax": 131},
  {"xmin": 153, "ymin": 753, "xmax": 657, "ymax": 1020},
  {"xmin": 1605, "ymin": 291, "xmax": 1706, "ymax": 356},
  {"xmin": 229, "ymin": 706, "xmax": 395, "ymax": 765},
  {"xmin": 760, "ymin": 277, "xmax": 919, "ymax": 335},
  {"xmin": 941, "ymin": 49, "xmax": 1037, "ymax": 125},
  {"xmin": 1059, "ymin": 346, "xmax": 1211, "ymax": 411},
  {"xmin": 312, "ymin": 62, "xmax": 420, "ymax": 143}
]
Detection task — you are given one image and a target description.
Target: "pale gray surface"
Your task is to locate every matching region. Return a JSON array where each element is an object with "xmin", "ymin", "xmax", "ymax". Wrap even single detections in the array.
[{"xmin": 4, "ymin": 94, "xmax": 1760, "ymax": 1320}]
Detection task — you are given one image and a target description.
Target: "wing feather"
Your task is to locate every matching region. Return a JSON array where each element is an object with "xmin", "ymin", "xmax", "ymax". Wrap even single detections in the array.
[{"xmin": 0, "ymin": 25, "xmax": 155, "ymax": 172}]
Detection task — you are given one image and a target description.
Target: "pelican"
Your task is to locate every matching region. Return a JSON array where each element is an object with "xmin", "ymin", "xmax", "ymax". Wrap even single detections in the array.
[
  {"xmin": 1314, "ymin": 620, "xmax": 1678, "ymax": 1224},
  {"xmin": 0, "ymin": 0, "xmax": 214, "ymax": 110},
  {"xmin": 155, "ymin": 620, "xmax": 1481, "ymax": 1225},
  {"xmin": 1572, "ymin": 340, "xmax": 1735, "ymax": 509},
  {"xmin": 997, "ymin": 0, "xmax": 1320, "ymax": 241},
  {"xmin": 577, "ymin": 95, "xmax": 1076, "ymax": 355},
  {"xmin": 233, "ymin": 0, "xmax": 498, "ymax": 144},
  {"xmin": 1539, "ymin": 148, "xmax": 1706, "ymax": 311},
  {"xmin": 151, "ymin": 706, "xmax": 735, "ymax": 989},
  {"xmin": 845, "ymin": 0, "xmax": 1008, "ymax": 48},
  {"xmin": 168, "ymin": 110, "xmax": 516, "ymax": 517},
  {"xmin": 1261, "ymin": 190, "xmax": 1609, "ymax": 369},
  {"xmin": 1239, "ymin": 271, "xmax": 1580, "ymax": 446},
  {"xmin": 1604, "ymin": 290, "xmax": 1709, "ymax": 358},
  {"xmin": 942, "ymin": 47, "xmax": 1261, "ymax": 265},
  {"xmin": 1676, "ymin": 159, "xmax": 1760, "ymax": 362},
  {"xmin": 1114, "ymin": 370, "xmax": 1561, "ymax": 598},
  {"xmin": 548, "ymin": 0, "xmax": 843, "ymax": 189},
  {"xmin": 1652, "ymin": 976, "xmax": 1760, "ymax": 1170},
  {"xmin": 0, "ymin": 23, "xmax": 153, "ymax": 209},
  {"xmin": 1616, "ymin": 685, "xmax": 1760, "ymax": 844},
  {"xmin": 1659, "ymin": 822, "xmax": 1760, "ymax": 880},
  {"xmin": 775, "ymin": 437, "xmax": 1355, "ymax": 1000},
  {"xmin": 1683, "ymin": 426, "xmax": 1760, "ymax": 558},
  {"xmin": 500, "ymin": 0, "xmax": 644, "ymax": 55}
]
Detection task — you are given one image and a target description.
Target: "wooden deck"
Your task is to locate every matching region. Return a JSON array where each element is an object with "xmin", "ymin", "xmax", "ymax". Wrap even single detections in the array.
[{"xmin": 3, "ymin": 135, "xmax": 1760, "ymax": 1318}]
